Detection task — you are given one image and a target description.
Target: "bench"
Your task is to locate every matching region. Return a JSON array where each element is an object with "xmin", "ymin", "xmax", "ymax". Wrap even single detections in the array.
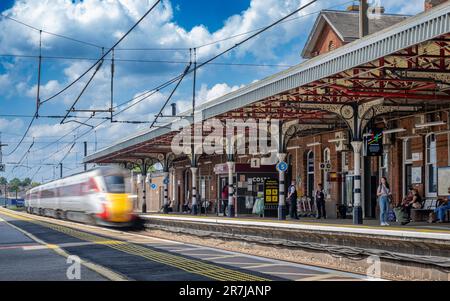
[{"xmin": 410, "ymin": 199, "xmax": 449, "ymax": 222}]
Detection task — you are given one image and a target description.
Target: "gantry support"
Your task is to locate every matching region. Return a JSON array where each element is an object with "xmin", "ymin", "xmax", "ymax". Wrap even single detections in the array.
[{"xmin": 292, "ymin": 99, "xmax": 418, "ymax": 224}]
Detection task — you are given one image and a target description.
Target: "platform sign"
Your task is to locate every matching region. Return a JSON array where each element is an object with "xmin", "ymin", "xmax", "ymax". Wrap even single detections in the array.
[
  {"xmin": 150, "ymin": 183, "xmax": 158, "ymax": 191},
  {"xmin": 276, "ymin": 161, "xmax": 288, "ymax": 173},
  {"xmin": 250, "ymin": 158, "xmax": 261, "ymax": 168},
  {"xmin": 264, "ymin": 179, "xmax": 279, "ymax": 205}
]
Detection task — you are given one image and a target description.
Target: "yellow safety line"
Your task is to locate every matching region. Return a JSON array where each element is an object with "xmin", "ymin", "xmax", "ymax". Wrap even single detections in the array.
[
  {"xmin": 0, "ymin": 209, "xmax": 269, "ymax": 282},
  {"xmin": 153, "ymin": 214, "xmax": 450, "ymax": 234}
]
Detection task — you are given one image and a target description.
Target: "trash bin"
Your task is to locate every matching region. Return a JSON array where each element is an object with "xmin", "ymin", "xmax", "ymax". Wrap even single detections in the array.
[{"xmin": 337, "ymin": 204, "xmax": 347, "ymax": 219}]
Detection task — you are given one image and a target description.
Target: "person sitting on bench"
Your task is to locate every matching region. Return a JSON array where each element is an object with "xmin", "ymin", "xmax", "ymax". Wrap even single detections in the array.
[
  {"xmin": 395, "ymin": 187, "xmax": 413, "ymax": 225},
  {"xmin": 432, "ymin": 187, "xmax": 450, "ymax": 223}
]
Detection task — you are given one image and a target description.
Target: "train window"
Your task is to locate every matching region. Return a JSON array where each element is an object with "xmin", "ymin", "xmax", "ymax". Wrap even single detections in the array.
[{"xmin": 104, "ymin": 175, "xmax": 125, "ymax": 193}]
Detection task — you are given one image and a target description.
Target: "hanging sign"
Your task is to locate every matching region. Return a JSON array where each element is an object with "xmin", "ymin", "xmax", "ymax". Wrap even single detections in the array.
[
  {"xmin": 364, "ymin": 128, "xmax": 384, "ymax": 156},
  {"xmin": 276, "ymin": 161, "xmax": 288, "ymax": 173}
]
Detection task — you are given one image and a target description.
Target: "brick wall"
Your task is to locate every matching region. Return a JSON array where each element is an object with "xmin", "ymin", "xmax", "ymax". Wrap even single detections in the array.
[
  {"xmin": 311, "ymin": 23, "xmax": 345, "ymax": 57},
  {"xmin": 424, "ymin": 0, "xmax": 448, "ymax": 11}
]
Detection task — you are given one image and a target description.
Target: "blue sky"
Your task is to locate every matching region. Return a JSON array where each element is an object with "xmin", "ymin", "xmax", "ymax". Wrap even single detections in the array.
[
  {"xmin": 0, "ymin": 0, "xmax": 425, "ymax": 182},
  {"xmin": 171, "ymin": 0, "xmax": 251, "ymax": 32}
]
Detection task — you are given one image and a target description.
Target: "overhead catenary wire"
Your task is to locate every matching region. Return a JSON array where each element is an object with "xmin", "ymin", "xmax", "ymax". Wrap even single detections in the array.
[
  {"xmin": 112, "ymin": 0, "xmax": 320, "ymax": 119},
  {"xmin": 4, "ymin": 0, "xmax": 414, "ymax": 178},
  {"xmin": 0, "ymin": 53, "xmax": 293, "ymax": 68},
  {"xmin": 1, "ymin": 0, "xmax": 352, "ymax": 54},
  {"xmin": 0, "ymin": 13, "xmax": 104, "ymax": 49},
  {"xmin": 3, "ymin": 1, "xmax": 161, "ymax": 159},
  {"xmin": 149, "ymin": 62, "xmax": 192, "ymax": 129},
  {"xmin": 33, "ymin": 0, "xmax": 324, "ymax": 158},
  {"xmin": 0, "ymin": 0, "xmax": 350, "ymax": 158},
  {"xmin": 60, "ymin": 57, "xmax": 105, "ymax": 124},
  {"xmin": 19, "ymin": 46, "xmax": 450, "ymax": 181},
  {"xmin": 40, "ymin": 0, "xmax": 162, "ymax": 105}
]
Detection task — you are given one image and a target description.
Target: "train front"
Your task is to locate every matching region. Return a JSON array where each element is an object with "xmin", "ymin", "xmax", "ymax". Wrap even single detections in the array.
[{"xmin": 93, "ymin": 168, "xmax": 136, "ymax": 227}]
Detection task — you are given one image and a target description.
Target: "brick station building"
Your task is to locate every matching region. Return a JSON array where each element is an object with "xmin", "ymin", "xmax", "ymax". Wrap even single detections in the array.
[{"xmin": 85, "ymin": 1, "xmax": 450, "ymax": 223}]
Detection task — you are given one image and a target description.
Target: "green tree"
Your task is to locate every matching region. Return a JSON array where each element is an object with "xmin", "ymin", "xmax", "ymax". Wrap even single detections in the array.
[
  {"xmin": 8, "ymin": 178, "xmax": 21, "ymax": 192},
  {"xmin": 21, "ymin": 178, "xmax": 32, "ymax": 187},
  {"xmin": 0, "ymin": 177, "xmax": 7, "ymax": 186},
  {"xmin": 31, "ymin": 182, "xmax": 41, "ymax": 188}
]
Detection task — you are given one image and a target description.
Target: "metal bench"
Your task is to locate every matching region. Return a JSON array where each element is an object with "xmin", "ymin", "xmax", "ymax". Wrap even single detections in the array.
[{"xmin": 410, "ymin": 199, "xmax": 438, "ymax": 222}]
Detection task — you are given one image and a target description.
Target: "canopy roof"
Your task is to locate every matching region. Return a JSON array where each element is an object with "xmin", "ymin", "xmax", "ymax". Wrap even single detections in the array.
[{"xmin": 84, "ymin": 3, "xmax": 450, "ymax": 165}]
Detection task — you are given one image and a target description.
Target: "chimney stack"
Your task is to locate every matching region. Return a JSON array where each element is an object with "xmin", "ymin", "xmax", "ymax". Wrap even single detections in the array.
[
  {"xmin": 171, "ymin": 103, "xmax": 177, "ymax": 116},
  {"xmin": 424, "ymin": 0, "xmax": 448, "ymax": 11},
  {"xmin": 359, "ymin": 0, "xmax": 369, "ymax": 38}
]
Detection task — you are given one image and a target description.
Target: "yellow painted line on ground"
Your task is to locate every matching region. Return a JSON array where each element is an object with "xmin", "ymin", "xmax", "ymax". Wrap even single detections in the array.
[
  {"xmin": 151, "ymin": 214, "xmax": 450, "ymax": 234},
  {"xmin": 244, "ymin": 263, "xmax": 286, "ymax": 269},
  {"xmin": 0, "ymin": 210, "xmax": 127, "ymax": 281},
  {"xmin": 0, "ymin": 209, "xmax": 270, "ymax": 282},
  {"xmin": 296, "ymin": 273, "xmax": 341, "ymax": 281},
  {"xmin": 45, "ymin": 244, "xmax": 59, "ymax": 249}
]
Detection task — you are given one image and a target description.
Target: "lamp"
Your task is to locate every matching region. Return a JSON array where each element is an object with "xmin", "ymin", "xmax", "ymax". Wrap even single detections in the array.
[
  {"xmin": 383, "ymin": 128, "xmax": 406, "ymax": 135},
  {"xmin": 328, "ymin": 138, "xmax": 347, "ymax": 143},
  {"xmin": 414, "ymin": 121, "xmax": 445, "ymax": 128}
]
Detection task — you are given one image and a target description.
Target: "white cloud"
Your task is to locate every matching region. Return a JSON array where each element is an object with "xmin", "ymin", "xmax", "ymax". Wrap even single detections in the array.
[
  {"xmin": 0, "ymin": 73, "xmax": 10, "ymax": 90},
  {"xmin": 0, "ymin": 118, "xmax": 24, "ymax": 132},
  {"xmin": 0, "ymin": 0, "xmax": 425, "ymax": 181},
  {"xmin": 197, "ymin": 83, "xmax": 244, "ymax": 105},
  {"xmin": 26, "ymin": 80, "xmax": 63, "ymax": 100}
]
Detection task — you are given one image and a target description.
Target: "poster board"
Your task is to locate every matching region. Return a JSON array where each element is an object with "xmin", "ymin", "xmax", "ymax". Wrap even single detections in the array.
[
  {"xmin": 411, "ymin": 167, "xmax": 422, "ymax": 184},
  {"xmin": 264, "ymin": 179, "xmax": 279, "ymax": 205},
  {"xmin": 437, "ymin": 167, "xmax": 450, "ymax": 196}
]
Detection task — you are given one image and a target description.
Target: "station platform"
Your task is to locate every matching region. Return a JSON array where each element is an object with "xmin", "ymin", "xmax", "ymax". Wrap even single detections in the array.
[
  {"xmin": 139, "ymin": 213, "xmax": 450, "ymax": 241},
  {"xmin": 139, "ymin": 212, "xmax": 450, "ymax": 279}
]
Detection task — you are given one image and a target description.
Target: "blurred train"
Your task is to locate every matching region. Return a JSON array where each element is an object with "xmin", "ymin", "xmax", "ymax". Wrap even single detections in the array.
[{"xmin": 25, "ymin": 166, "xmax": 137, "ymax": 227}]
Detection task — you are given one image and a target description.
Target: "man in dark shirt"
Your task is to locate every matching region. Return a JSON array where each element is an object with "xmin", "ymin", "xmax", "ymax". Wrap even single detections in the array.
[
  {"xmin": 315, "ymin": 183, "xmax": 326, "ymax": 219},
  {"xmin": 287, "ymin": 180, "xmax": 299, "ymax": 219}
]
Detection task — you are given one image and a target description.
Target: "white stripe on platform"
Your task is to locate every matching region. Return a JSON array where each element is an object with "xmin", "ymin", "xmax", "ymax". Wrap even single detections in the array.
[{"xmin": 141, "ymin": 215, "xmax": 450, "ymax": 241}]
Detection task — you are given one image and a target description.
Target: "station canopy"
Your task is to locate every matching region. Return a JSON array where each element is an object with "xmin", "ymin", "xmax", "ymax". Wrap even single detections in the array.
[{"xmin": 84, "ymin": 5, "xmax": 450, "ymax": 165}]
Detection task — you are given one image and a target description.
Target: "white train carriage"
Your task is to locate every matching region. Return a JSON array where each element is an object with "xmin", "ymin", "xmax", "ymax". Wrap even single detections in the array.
[{"xmin": 25, "ymin": 166, "xmax": 135, "ymax": 227}]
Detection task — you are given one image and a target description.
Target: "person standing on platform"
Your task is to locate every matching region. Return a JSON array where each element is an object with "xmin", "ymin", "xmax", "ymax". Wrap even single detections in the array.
[
  {"xmin": 287, "ymin": 180, "xmax": 299, "ymax": 220},
  {"xmin": 377, "ymin": 176, "xmax": 392, "ymax": 226},
  {"xmin": 315, "ymin": 183, "xmax": 326, "ymax": 219},
  {"xmin": 221, "ymin": 184, "xmax": 229, "ymax": 216}
]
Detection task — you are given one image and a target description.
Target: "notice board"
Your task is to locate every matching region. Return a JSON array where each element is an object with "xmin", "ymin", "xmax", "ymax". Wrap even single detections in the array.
[{"xmin": 437, "ymin": 167, "xmax": 450, "ymax": 196}]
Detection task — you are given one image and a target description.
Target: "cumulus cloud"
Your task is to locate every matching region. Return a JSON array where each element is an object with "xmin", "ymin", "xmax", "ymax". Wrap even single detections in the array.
[
  {"xmin": 0, "ymin": 118, "xmax": 24, "ymax": 132},
  {"xmin": 197, "ymin": 83, "xmax": 244, "ymax": 105},
  {"xmin": 0, "ymin": 0, "xmax": 423, "ymax": 180}
]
